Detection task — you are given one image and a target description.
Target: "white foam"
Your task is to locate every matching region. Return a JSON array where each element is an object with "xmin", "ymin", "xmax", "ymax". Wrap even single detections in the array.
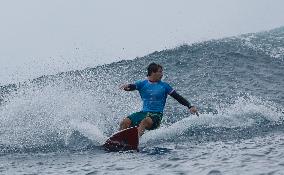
[
  {"xmin": 0, "ymin": 82, "xmax": 114, "ymax": 148},
  {"xmin": 140, "ymin": 95, "xmax": 284, "ymax": 145},
  {"xmin": 70, "ymin": 120, "xmax": 107, "ymax": 146}
]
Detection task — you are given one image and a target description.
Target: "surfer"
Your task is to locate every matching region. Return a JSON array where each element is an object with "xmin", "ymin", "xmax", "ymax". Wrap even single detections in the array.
[{"xmin": 119, "ymin": 62, "xmax": 198, "ymax": 137}]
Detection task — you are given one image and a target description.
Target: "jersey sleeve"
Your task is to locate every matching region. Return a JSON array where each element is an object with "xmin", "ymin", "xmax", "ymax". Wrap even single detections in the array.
[
  {"xmin": 164, "ymin": 82, "xmax": 175, "ymax": 95},
  {"xmin": 135, "ymin": 80, "xmax": 147, "ymax": 90}
]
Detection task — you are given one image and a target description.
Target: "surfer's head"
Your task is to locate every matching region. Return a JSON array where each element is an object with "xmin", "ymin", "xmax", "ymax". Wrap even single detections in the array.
[{"xmin": 147, "ymin": 62, "xmax": 163, "ymax": 81}]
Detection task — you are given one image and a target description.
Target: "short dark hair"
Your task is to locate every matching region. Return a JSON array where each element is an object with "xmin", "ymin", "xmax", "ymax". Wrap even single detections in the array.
[{"xmin": 147, "ymin": 63, "xmax": 163, "ymax": 76}]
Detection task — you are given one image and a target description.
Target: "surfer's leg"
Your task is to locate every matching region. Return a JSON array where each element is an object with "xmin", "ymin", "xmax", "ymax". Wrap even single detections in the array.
[
  {"xmin": 119, "ymin": 117, "xmax": 131, "ymax": 130},
  {"xmin": 138, "ymin": 117, "xmax": 153, "ymax": 137}
]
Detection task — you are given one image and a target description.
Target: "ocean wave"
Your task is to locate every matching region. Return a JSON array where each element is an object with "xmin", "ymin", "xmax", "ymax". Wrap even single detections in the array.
[{"xmin": 0, "ymin": 27, "xmax": 284, "ymax": 154}]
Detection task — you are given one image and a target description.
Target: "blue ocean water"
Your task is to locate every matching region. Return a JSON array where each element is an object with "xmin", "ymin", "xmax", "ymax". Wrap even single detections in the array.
[{"xmin": 0, "ymin": 27, "xmax": 284, "ymax": 175}]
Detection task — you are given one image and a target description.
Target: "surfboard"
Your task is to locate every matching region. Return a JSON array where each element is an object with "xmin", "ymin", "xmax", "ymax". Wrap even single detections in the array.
[{"xmin": 103, "ymin": 127, "xmax": 139, "ymax": 151}]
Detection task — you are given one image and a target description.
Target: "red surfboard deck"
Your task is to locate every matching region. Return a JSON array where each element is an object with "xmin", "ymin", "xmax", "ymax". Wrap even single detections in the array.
[{"xmin": 103, "ymin": 127, "xmax": 139, "ymax": 151}]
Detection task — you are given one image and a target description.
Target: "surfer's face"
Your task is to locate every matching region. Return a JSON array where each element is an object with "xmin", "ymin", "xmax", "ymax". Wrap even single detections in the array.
[{"xmin": 153, "ymin": 68, "xmax": 163, "ymax": 81}]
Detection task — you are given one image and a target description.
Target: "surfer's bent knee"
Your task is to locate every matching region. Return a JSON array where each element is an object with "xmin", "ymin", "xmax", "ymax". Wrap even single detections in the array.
[
  {"xmin": 120, "ymin": 117, "xmax": 131, "ymax": 130},
  {"xmin": 142, "ymin": 117, "xmax": 153, "ymax": 129}
]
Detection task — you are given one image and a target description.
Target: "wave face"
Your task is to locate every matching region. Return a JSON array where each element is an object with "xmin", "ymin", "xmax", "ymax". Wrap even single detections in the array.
[{"xmin": 0, "ymin": 27, "xmax": 284, "ymax": 154}]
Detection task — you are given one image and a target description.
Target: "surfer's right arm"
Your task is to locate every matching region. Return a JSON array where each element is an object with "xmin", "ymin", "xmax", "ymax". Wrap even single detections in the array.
[{"xmin": 120, "ymin": 84, "xmax": 136, "ymax": 91}]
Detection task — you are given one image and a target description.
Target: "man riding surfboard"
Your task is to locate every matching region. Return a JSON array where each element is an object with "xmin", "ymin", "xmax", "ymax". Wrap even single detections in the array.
[{"xmin": 119, "ymin": 62, "xmax": 198, "ymax": 136}]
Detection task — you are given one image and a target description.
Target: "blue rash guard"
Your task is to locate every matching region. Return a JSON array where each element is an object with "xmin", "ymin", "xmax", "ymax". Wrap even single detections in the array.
[{"xmin": 135, "ymin": 80, "xmax": 174, "ymax": 113}]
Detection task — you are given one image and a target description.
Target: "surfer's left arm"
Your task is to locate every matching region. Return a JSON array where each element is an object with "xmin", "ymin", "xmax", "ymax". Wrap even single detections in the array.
[{"xmin": 170, "ymin": 91, "xmax": 199, "ymax": 116}]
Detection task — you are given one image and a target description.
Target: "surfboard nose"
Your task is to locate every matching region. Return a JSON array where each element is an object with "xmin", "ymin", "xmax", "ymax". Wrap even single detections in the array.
[{"xmin": 103, "ymin": 127, "xmax": 139, "ymax": 152}]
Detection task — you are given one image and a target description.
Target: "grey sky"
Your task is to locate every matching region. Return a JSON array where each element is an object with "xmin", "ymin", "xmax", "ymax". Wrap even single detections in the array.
[{"xmin": 0, "ymin": 0, "xmax": 284, "ymax": 85}]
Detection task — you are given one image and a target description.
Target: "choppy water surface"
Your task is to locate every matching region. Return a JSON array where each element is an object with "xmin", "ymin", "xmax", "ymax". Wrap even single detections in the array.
[{"xmin": 0, "ymin": 27, "xmax": 284, "ymax": 174}]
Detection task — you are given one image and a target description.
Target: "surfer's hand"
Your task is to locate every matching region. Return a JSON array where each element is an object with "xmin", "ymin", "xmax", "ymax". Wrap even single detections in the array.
[
  {"xmin": 120, "ymin": 84, "xmax": 130, "ymax": 91},
  {"xmin": 189, "ymin": 106, "xmax": 199, "ymax": 116}
]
